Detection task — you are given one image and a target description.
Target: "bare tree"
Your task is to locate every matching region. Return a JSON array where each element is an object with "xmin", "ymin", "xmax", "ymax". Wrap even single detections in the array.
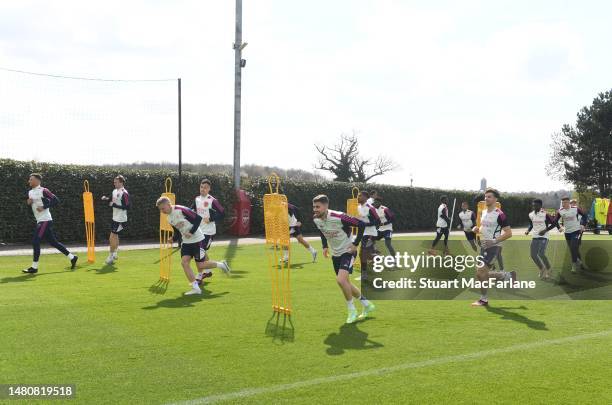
[{"xmin": 315, "ymin": 132, "xmax": 398, "ymax": 183}]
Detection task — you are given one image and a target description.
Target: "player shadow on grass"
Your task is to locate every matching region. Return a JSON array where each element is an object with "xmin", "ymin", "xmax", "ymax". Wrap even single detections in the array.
[
  {"xmin": 89, "ymin": 263, "xmax": 117, "ymax": 274},
  {"xmin": 485, "ymin": 305, "xmax": 548, "ymax": 331},
  {"xmin": 265, "ymin": 312, "xmax": 295, "ymax": 343},
  {"xmin": 141, "ymin": 291, "xmax": 229, "ymax": 310},
  {"xmin": 0, "ymin": 270, "xmax": 70, "ymax": 284},
  {"xmin": 324, "ymin": 322, "xmax": 384, "ymax": 356}
]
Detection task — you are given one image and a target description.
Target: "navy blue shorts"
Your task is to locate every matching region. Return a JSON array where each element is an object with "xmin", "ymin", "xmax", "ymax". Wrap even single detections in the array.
[
  {"xmin": 376, "ymin": 230, "xmax": 393, "ymax": 240},
  {"xmin": 480, "ymin": 246, "xmax": 502, "ymax": 266},
  {"xmin": 289, "ymin": 226, "xmax": 302, "ymax": 237},
  {"xmin": 180, "ymin": 240, "xmax": 207, "ymax": 262},
  {"xmin": 202, "ymin": 234, "xmax": 214, "ymax": 251},
  {"xmin": 332, "ymin": 252, "xmax": 356, "ymax": 275},
  {"xmin": 111, "ymin": 221, "xmax": 127, "ymax": 234},
  {"xmin": 564, "ymin": 230, "xmax": 582, "ymax": 242}
]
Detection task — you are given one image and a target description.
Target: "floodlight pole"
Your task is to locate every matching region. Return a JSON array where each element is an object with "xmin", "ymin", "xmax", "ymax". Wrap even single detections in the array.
[
  {"xmin": 178, "ymin": 78, "xmax": 182, "ymax": 201},
  {"xmin": 232, "ymin": 0, "xmax": 243, "ymax": 190}
]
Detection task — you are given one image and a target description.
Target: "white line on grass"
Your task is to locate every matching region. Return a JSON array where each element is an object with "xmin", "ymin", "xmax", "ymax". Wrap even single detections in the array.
[{"xmin": 168, "ymin": 329, "xmax": 612, "ymax": 405}]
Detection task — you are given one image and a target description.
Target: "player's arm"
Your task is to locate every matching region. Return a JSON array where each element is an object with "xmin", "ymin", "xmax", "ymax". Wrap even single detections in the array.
[
  {"xmin": 525, "ymin": 218, "xmax": 533, "ymax": 235},
  {"xmin": 340, "ymin": 215, "xmax": 366, "ymax": 246},
  {"xmin": 319, "ymin": 230, "xmax": 329, "ymax": 258},
  {"xmin": 578, "ymin": 208, "xmax": 588, "ymax": 229},
  {"xmin": 41, "ymin": 188, "xmax": 59, "ymax": 208},
  {"xmin": 440, "ymin": 208, "xmax": 450, "ymax": 226},
  {"xmin": 367, "ymin": 206, "xmax": 381, "ymax": 227},
  {"xmin": 209, "ymin": 198, "xmax": 225, "ymax": 222},
  {"xmin": 494, "ymin": 214, "xmax": 512, "ymax": 243},
  {"xmin": 545, "ymin": 211, "xmax": 561, "ymax": 232}
]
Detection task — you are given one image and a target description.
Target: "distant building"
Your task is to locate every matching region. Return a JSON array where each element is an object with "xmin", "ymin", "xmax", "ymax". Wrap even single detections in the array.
[{"xmin": 480, "ymin": 178, "xmax": 487, "ymax": 191}]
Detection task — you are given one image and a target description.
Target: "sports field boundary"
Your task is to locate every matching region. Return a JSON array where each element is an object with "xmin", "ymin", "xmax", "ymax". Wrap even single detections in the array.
[{"xmin": 167, "ymin": 329, "xmax": 612, "ymax": 404}]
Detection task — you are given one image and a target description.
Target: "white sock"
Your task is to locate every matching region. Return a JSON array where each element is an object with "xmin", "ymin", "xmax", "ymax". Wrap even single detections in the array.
[
  {"xmin": 308, "ymin": 246, "xmax": 316, "ymax": 253},
  {"xmin": 192, "ymin": 281, "xmax": 200, "ymax": 289},
  {"xmin": 112, "ymin": 251, "xmax": 118, "ymax": 258},
  {"xmin": 480, "ymin": 295, "xmax": 488, "ymax": 301},
  {"xmin": 32, "ymin": 261, "xmax": 39, "ymax": 269},
  {"xmin": 347, "ymin": 299, "xmax": 356, "ymax": 311},
  {"xmin": 359, "ymin": 296, "xmax": 370, "ymax": 306},
  {"xmin": 196, "ymin": 272, "xmax": 203, "ymax": 280},
  {"xmin": 68, "ymin": 253, "xmax": 75, "ymax": 260}
]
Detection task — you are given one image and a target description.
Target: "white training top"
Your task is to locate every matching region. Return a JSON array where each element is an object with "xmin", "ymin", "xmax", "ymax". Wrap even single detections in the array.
[
  {"xmin": 194, "ymin": 194, "xmax": 222, "ymax": 235},
  {"xmin": 436, "ymin": 204, "xmax": 449, "ymax": 228},
  {"xmin": 111, "ymin": 188, "xmax": 129, "ymax": 223},
  {"xmin": 358, "ymin": 203, "xmax": 379, "ymax": 236},
  {"xmin": 479, "ymin": 208, "xmax": 510, "ymax": 241},
  {"xmin": 528, "ymin": 209, "xmax": 553, "ymax": 239},
  {"xmin": 28, "ymin": 186, "xmax": 53, "ymax": 223},
  {"xmin": 458, "ymin": 209, "xmax": 475, "ymax": 230},
  {"xmin": 167, "ymin": 205, "xmax": 205, "ymax": 244}
]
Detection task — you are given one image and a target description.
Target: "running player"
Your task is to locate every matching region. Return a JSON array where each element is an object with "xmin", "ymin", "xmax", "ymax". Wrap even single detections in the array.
[
  {"xmin": 313, "ymin": 194, "xmax": 376, "ymax": 323},
  {"xmin": 192, "ymin": 179, "xmax": 227, "ymax": 284},
  {"xmin": 525, "ymin": 198, "xmax": 559, "ymax": 280},
  {"xmin": 372, "ymin": 197, "xmax": 396, "ymax": 256},
  {"xmin": 101, "ymin": 175, "xmax": 130, "ymax": 265},
  {"xmin": 548, "ymin": 197, "xmax": 588, "ymax": 273},
  {"xmin": 281, "ymin": 202, "xmax": 317, "ymax": 263},
  {"xmin": 357, "ymin": 191, "xmax": 381, "ymax": 278},
  {"xmin": 23, "ymin": 173, "xmax": 78, "ymax": 273},
  {"xmin": 156, "ymin": 197, "xmax": 230, "ymax": 295},
  {"xmin": 430, "ymin": 196, "xmax": 450, "ymax": 255},
  {"xmin": 471, "ymin": 188, "xmax": 515, "ymax": 307},
  {"xmin": 456, "ymin": 201, "xmax": 477, "ymax": 251}
]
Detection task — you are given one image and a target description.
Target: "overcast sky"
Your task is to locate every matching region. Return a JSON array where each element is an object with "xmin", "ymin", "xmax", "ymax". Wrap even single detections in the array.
[{"xmin": 1, "ymin": 0, "xmax": 611, "ymax": 192}]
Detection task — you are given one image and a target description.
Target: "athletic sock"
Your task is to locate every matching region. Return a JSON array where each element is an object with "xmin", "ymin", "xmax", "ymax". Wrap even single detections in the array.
[
  {"xmin": 308, "ymin": 246, "xmax": 316, "ymax": 253},
  {"xmin": 359, "ymin": 296, "xmax": 371, "ymax": 306},
  {"xmin": 192, "ymin": 281, "xmax": 200, "ymax": 289},
  {"xmin": 347, "ymin": 299, "xmax": 356, "ymax": 311},
  {"xmin": 68, "ymin": 253, "xmax": 75, "ymax": 260},
  {"xmin": 480, "ymin": 295, "xmax": 488, "ymax": 302},
  {"xmin": 31, "ymin": 261, "xmax": 39, "ymax": 269}
]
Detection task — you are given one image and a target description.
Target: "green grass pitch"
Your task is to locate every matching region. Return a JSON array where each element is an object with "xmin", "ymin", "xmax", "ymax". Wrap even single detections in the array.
[{"xmin": 1, "ymin": 236, "xmax": 612, "ymax": 404}]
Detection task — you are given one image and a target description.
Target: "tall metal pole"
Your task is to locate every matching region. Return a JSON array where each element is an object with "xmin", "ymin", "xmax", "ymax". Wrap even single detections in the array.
[
  {"xmin": 178, "ymin": 78, "xmax": 182, "ymax": 201},
  {"xmin": 233, "ymin": 0, "xmax": 243, "ymax": 190}
]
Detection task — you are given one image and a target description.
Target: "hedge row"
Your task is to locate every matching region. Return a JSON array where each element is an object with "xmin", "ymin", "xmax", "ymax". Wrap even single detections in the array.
[
  {"xmin": 0, "ymin": 159, "xmax": 236, "ymax": 244},
  {"xmin": 0, "ymin": 159, "xmax": 532, "ymax": 244}
]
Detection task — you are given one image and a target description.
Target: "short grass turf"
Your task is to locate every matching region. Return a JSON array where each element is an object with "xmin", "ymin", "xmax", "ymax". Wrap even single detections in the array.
[{"xmin": 1, "ymin": 237, "xmax": 612, "ymax": 405}]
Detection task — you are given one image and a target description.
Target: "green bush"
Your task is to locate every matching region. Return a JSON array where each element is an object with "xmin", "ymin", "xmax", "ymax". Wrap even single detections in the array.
[{"xmin": 0, "ymin": 159, "xmax": 532, "ymax": 244}]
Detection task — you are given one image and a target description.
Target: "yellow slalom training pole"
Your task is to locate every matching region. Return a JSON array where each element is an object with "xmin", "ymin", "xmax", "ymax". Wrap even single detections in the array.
[
  {"xmin": 347, "ymin": 186, "xmax": 360, "ymax": 270},
  {"xmin": 159, "ymin": 177, "xmax": 176, "ymax": 282},
  {"xmin": 82, "ymin": 180, "xmax": 95, "ymax": 263},
  {"xmin": 263, "ymin": 173, "xmax": 291, "ymax": 315}
]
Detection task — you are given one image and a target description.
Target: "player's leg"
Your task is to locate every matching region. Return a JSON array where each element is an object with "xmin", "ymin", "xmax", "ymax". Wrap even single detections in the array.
[
  {"xmin": 360, "ymin": 236, "xmax": 375, "ymax": 279},
  {"xmin": 383, "ymin": 231, "xmax": 396, "ymax": 256},
  {"xmin": 538, "ymin": 239, "xmax": 552, "ymax": 279},
  {"xmin": 530, "ymin": 239, "xmax": 545, "ymax": 278},
  {"xmin": 195, "ymin": 236, "xmax": 230, "ymax": 284},
  {"xmin": 472, "ymin": 246, "xmax": 515, "ymax": 306},
  {"xmin": 334, "ymin": 253, "xmax": 374, "ymax": 323},
  {"xmin": 442, "ymin": 227, "xmax": 450, "ymax": 254},
  {"xmin": 296, "ymin": 233, "xmax": 317, "ymax": 262},
  {"xmin": 23, "ymin": 223, "xmax": 44, "ymax": 273},
  {"xmin": 431, "ymin": 228, "xmax": 443, "ymax": 249},
  {"xmin": 465, "ymin": 231, "xmax": 478, "ymax": 251},
  {"xmin": 180, "ymin": 242, "xmax": 202, "ymax": 295},
  {"xmin": 43, "ymin": 221, "xmax": 77, "ymax": 269}
]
